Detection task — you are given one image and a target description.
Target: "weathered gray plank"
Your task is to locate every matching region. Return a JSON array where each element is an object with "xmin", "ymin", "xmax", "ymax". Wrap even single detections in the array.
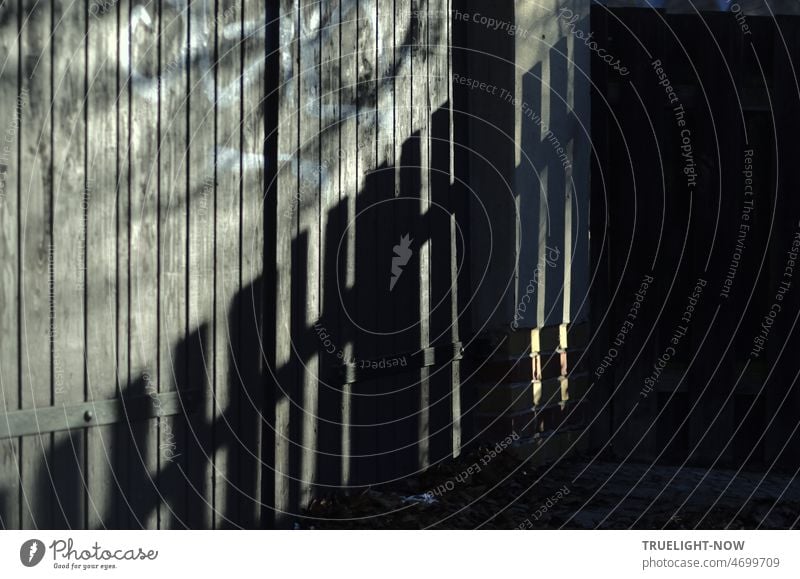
[
  {"xmin": 445, "ymin": 0, "xmax": 461, "ymax": 458},
  {"xmin": 213, "ymin": 0, "xmax": 241, "ymax": 528},
  {"xmin": 273, "ymin": 0, "xmax": 298, "ymax": 525},
  {"xmin": 116, "ymin": 0, "xmax": 132, "ymax": 528},
  {"xmin": 411, "ymin": 0, "xmax": 430, "ymax": 472},
  {"xmin": 392, "ymin": 0, "xmax": 415, "ymax": 478},
  {"xmin": 427, "ymin": 0, "xmax": 453, "ymax": 465},
  {"xmin": 128, "ymin": 0, "xmax": 160, "ymax": 529},
  {"xmin": 19, "ymin": 0, "xmax": 53, "ymax": 530},
  {"xmin": 0, "ymin": 0, "xmax": 21, "ymax": 530},
  {"xmin": 316, "ymin": 0, "xmax": 342, "ymax": 492},
  {"xmin": 296, "ymin": 0, "xmax": 320, "ymax": 509},
  {"xmin": 239, "ymin": 0, "xmax": 266, "ymax": 527},
  {"xmin": 337, "ymin": 0, "xmax": 357, "ymax": 491},
  {"xmin": 261, "ymin": 0, "xmax": 280, "ymax": 527},
  {"xmin": 158, "ymin": 0, "xmax": 189, "ymax": 530},
  {"xmin": 86, "ymin": 0, "xmax": 122, "ymax": 529},
  {"xmin": 186, "ymin": 0, "xmax": 216, "ymax": 530},
  {"xmin": 375, "ymin": 0, "xmax": 396, "ymax": 481},
  {"xmin": 353, "ymin": 0, "xmax": 378, "ymax": 486},
  {"xmin": 52, "ymin": 0, "xmax": 87, "ymax": 529}
]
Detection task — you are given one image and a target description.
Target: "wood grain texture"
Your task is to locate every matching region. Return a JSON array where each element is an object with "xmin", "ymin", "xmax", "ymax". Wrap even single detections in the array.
[
  {"xmin": 213, "ymin": 0, "xmax": 241, "ymax": 528},
  {"xmin": 337, "ymin": 0, "xmax": 358, "ymax": 492},
  {"xmin": 239, "ymin": 0, "xmax": 265, "ymax": 527},
  {"xmin": 186, "ymin": 0, "xmax": 216, "ymax": 530},
  {"xmin": 295, "ymin": 0, "xmax": 320, "ymax": 507},
  {"xmin": 128, "ymin": 0, "xmax": 160, "ymax": 529},
  {"xmin": 19, "ymin": 0, "xmax": 53, "ymax": 530},
  {"xmin": 410, "ymin": 0, "xmax": 430, "ymax": 473},
  {"xmin": 51, "ymin": 0, "xmax": 87, "ymax": 530},
  {"xmin": 86, "ymin": 0, "xmax": 121, "ymax": 529},
  {"xmin": 157, "ymin": 0, "xmax": 189, "ymax": 529},
  {"xmin": 375, "ymin": 0, "xmax": 395, "ymax": 482},
  {"xmin": 392, "ymin": 0, "xmax": 415, "ymax": 480},
  {"xmin": 353, "ymin": 0, "xmax": 377, "ymax": 486},
  {"xmin": 0, "ymin": 0, "xmax": 21, "ymax": 531},
  {"xmin": 1, "ymin": 0, "xmax": 462, "ymax": 529},
  {"xmin": 115, "ymin": 0, "xmax": 132, "ymax": 528},
  {"xmin": 273, "ymin": 0, "xmax": 297, "ymax": 527},
  {"xmin": 427, "ymin": 0, "xmax": 453, "ymax": 465},
  {"xmin": 316, "ymin": 0, "xmax": 343, "ymax": 494}
]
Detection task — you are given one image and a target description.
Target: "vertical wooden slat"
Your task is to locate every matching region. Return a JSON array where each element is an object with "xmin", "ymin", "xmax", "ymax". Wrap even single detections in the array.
[
  {"xmin": 317, "ymin": 0, "xmax": 342, "ymax": 492},
  {"xmin": 157, "ymin": 0, "xmax": 189, "ymax": 529},
  {"xmin": 214, "ymin": 0, "xmax": 241, "ymax": 528},
  {"xmin": 274, "ymin": 0, "xmax": 298, "ymax": 526},
  {"xmin": 427, "ymin": 0, "xmax": 452, "ymax": 464},
  {"xmin": 128, "ymin": 0, "xmax": 160, "ymax": 529},
  {"xmin": 452, "ymin": 0, "xmax": 472, "ymax": 452},
  {"xmin": 286, "ymin": 0, "xmax": 302, "ymax": 518},
  {"xmin": 116, "ymin": 0, "xmax": 132, "ymax": 528},
  {"xmin": 86, "ymin": 0, "xmax": 121, "ymax": 529},
  {"xmin": 295, "ymin": 0, "xmax": 320, "ymax": 508},
  {"xmin": 19, "ymin": 0, "xmax": 53, "ymax": 530},
  {"xmin": 261, "ymin": 0, "xmax": 279, "ymax": 527},
  {"xmin": 445, "ymin": 0, "xmax": 461, "ymax": 458},
  {"xmin": 337, "ymin": 0, "xmax": 357, "ymax": 490},
  {"xmin": 239, "ymin": 0, "xmax": 265, "ymax": 526},
  {"xmin": 392, "ymin": 0, "xmax": 414, "ymax": 478},
  {"xmin": 541, "ymin": 41, "xmax": 567, "ymax": 330},
  {"xmin": 0, "ymin": 0, "xmax": 21, "ymax": 530},
  {"xmin": 353, "ymin": 0, "xmax": 377, "ymax": 486},
  {"xmin": 410, "ymin": 0, "xmax": 430, "ymax": 471},
  {"xmin": 569, "ymin": 8, "xmax": 591, "ymax": 331},
  {"xmin": 375, "ymin": 0, "xmax": 395, "ymax": 481},
  {"xmin": 52, "ymin": 0, "xmax": 88, "ymax": 527},
  {"xmin": 186, "ymin": 0, "xmax": 216, "ymax": 530}
]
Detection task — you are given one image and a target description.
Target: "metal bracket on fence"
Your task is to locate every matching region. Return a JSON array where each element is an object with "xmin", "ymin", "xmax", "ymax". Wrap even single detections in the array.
[{"xmin": 338, "ymin": 341, "xmax": 464, "ymax": 384}]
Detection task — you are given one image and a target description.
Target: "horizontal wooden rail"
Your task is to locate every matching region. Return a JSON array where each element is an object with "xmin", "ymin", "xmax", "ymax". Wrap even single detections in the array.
[{"xmin": 0, "ymin": 390, "xmax": 202, "ymax": 439}]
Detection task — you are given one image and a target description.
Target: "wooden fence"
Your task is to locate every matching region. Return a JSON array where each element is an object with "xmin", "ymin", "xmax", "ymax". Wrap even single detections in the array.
[{"xmin": 0, "ymin": 0, "xmax": 465, "ymax": 529}]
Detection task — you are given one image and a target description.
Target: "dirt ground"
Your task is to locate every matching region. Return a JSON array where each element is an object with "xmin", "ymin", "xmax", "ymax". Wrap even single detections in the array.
[{"xmin": 302, "ymin": 445, "xmax": 800, "ymax": 529}]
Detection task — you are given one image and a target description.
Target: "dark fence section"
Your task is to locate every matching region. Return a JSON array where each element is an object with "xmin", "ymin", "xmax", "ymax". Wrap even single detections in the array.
[{"xmin": 591, "ymin": 7, "xmax": 800, "ymax": 470}]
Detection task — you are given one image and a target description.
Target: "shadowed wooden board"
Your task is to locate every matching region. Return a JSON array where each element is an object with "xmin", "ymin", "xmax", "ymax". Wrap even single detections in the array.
[{"xmin": 0, "ymin": 0, "xmax": 21, "ymax": 531}]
